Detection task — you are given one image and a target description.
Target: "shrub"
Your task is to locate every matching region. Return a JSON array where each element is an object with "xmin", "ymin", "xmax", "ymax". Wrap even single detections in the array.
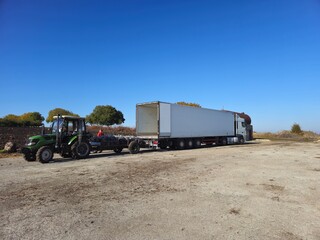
[{"xmin": 291, "ymin": 123, "xmax": 302, "ymax": 134}]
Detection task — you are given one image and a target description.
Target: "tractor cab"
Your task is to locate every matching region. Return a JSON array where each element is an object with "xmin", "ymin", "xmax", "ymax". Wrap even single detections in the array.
[{"xmin": 52, "ymin": 115, "xmax": 86, "ymax": 136}]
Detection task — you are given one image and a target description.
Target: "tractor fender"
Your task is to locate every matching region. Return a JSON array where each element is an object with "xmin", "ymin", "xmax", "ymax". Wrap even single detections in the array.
[{"xmin": 68, "ymin": 136, "xmax": 78, "ymax": 146}]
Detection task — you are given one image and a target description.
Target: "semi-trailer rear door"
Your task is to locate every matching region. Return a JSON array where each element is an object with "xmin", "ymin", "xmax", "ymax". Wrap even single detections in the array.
[{"xmin": 159, "ymin": 103, "xmax": 171, "ymax": 137}]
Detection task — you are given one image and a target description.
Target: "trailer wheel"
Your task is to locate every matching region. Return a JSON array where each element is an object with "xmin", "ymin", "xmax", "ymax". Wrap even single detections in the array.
[
  {"xmin": 194, "ymin": 139, "xmax": 201, "ymax": 148},
  {"xmin": 159, "ymin": 141, "xmax": 167, "ymax": 150},
  {"xmin": 113, "ymin": 147, "xmax": 123, "ymax": 153},
  {"xmin": 60, "ymin": 152, "xmax": 71, "ymax": 158},
  {"xmin": 168, "ymin": 141, "xmax": 175, "ymax": 150},
  {"xmin": 221, "ymin": 138, "xmax": 227, "ymax": 145},
  {"xmin": 71, "ymin": 141, "xmax": 90, "ymax": 159},
  {"xmin": 177, "ymin": 139, "xmax": 185, "ymax": 150},
  {"xmin": 36, "ymin": 146, "xmax": 53, "ymax": 163},
  {"xmin": 128, "ymin": 141, "xmax": 140, "ymax": 154},
  {"xmin": 186, "ymin": 139, "xmax": 193, "ymax": 149}
]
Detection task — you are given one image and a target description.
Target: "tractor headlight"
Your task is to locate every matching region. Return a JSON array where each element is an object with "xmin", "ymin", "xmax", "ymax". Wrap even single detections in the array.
[{"xmin": 27, "ymin": 139, "xmax": 39, "ymax": 146}]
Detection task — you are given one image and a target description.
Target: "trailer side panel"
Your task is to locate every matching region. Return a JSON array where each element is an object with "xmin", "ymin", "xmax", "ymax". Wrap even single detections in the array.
[{"xmin": 169, "ymin": 104, "xmax": 234, "ymax": 138}]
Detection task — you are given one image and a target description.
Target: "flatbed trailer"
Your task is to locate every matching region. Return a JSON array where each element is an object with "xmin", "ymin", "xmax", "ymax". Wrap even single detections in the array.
[{"xmin": 89, "ymin": 135, "xmax": 142, "ymax": 154}]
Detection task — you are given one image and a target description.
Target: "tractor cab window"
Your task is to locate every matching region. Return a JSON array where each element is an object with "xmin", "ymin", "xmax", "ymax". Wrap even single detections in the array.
[
  {"xmin": 67, "ymin": 121, "xmax": 76, "ymax": 133},
  {"xmin": 78, "ymin": 120, "xmax": 86, "ymax": 132},
  {"xmin": 52, "ymin": 118, "xmax": 86, "ymax": 134},
  {"xmin": 67, "ymin": 120, "xmax": 82, "ymax": 134},
  {"xmin": 65, "ymin": 119, "xmax": 86, "ymax": 134},
  {"xmin": 51, "ymin": 120, "xmax": 63, "ymax": 134}
]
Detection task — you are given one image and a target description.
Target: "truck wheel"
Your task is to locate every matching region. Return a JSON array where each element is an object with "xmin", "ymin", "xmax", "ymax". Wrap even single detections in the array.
[
  {"xmin": 24, "ymin": 153, "xmax": 35, "ymax": 162},
  {"xmin": 128, "ymin": 141, "xmax": 140, "ymax": 154},
  {"xmin": 239, "ymin": 137, "xmax": 244, "ymax": 144},
  {"xmin": 113, "ymin": 147, "xmax": 123, "ymax": 153},
  {"xmin": 177, "ymin": 139, "xmax": 185, "ymax": 150},
  {"xmin": 36, "ymin": 146, "xmax": 53, "ymax": 163},
  {"xmin": 71, "ymin": 141, "xmax": 90, "ymax": 159}
]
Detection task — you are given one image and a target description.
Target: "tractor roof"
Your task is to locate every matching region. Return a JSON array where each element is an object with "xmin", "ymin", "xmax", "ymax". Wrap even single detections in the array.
[{"xmin": 53, "ymin": 115, "xmax": 85, "ymax": 120}]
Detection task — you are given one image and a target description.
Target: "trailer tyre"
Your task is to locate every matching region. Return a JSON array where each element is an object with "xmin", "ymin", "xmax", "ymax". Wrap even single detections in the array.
[
  {"xmin": 128, "ymin": 141, "xmax": 140, "ymax": 154},
  {"xmin": 220, "ymin": 138, "xmax": 227, "ymax": 146},
  {"xmin": 159, "ymin": 141, "xmax": 167, "ymax": 150},
  {"xmin": 186, "ymin": 139, "xmax": 193, "ymax": 149},
  {"xmin": 71, "ymin": 141, "xmax": 90, "ymax": 159},
  {"xmin": 168, "ymin": 141, "xmax": 175, "ymax": 150},
  {"xmin": 194, "ymin": 139, "xmax": 201, "ymax": 148},
  {"xmin": 177, "ymin": 139, "xmax": 185, "ymax": 150},
  {"xmin": 60, "ymin": 152, "xmax": 71, "ymax": 158},
  {"xmin": 36, "ymin": 146, "xmax": 53, "ymax": 163},
  {"xmin": 113, "ymin": 147, "xmax": 123, "ymax": 154}
]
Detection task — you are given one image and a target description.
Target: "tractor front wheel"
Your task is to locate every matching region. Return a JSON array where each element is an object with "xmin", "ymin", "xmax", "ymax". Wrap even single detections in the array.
[
  {"xmin": 71, "ymin": 141, "xmax": 90, "ymax": 159},
  {"xmin": 24, "ymin": 152, "xmax": 35, "ymax": 162},
  {"xmin": 36, "ymin": 146, "xmax": 53, "ymax": 163}
]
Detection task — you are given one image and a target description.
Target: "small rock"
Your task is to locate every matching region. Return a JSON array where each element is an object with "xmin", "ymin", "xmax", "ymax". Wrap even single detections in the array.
[{"xmin": 4, "ymin": 141, "xmax": 17, "ymax": 153}]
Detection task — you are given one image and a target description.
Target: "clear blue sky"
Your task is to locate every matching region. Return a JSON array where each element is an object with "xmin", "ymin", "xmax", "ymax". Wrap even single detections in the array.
[{"xmin": 1, "ymin": 0, "xmax": 319, "ymax": 132}]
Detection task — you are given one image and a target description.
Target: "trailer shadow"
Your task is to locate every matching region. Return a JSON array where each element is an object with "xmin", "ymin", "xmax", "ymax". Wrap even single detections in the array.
[
  {"xmin": 50, "ymin": 141, "xmax": 259, "ymax": 164},
  {"xmin": 50, "ymin": 148, "xmax": 159, "ymax": 164}
]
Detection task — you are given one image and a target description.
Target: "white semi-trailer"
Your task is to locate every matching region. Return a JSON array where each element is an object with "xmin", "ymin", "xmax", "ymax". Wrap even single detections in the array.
[{"xmin": 136, "ymin": 101, "xmax": 253, "ymax": 150}]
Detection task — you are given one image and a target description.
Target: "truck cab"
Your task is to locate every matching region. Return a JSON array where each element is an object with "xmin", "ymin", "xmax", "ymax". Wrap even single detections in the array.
[{"xmin": 236, "ymin": 115, "xmax": 253, "ymax": 142}]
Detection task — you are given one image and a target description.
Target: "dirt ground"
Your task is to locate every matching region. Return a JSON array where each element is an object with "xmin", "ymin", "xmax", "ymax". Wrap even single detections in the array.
[{"xmin": 1, "ymin": 140, "xmax": 320, "ymax": 240}]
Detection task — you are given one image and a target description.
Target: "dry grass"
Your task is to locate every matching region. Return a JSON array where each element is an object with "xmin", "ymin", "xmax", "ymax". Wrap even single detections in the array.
[
  {"xmin": 229, "ymin": 208, "xmax": 241, "ymax": 215},
  {"xmin": 0, "ymin": 152, "xmax": 22, "ymax": 159},
  {"xmin": 254, "ymin": 131, "xmax": 320, "ymax": 142}
]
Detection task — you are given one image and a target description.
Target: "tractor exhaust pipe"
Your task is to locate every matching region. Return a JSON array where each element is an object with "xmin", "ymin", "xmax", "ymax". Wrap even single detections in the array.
[
  {"xmin": 41, "ymin": 124, "xmax": 45, "ymax": 135},
  {"xmin": 55, "ymin": 114, "xmax": 61, "ymax": 150}
]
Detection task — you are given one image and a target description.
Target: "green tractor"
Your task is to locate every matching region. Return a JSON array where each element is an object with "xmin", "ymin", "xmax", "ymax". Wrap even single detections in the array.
[{"xmin": 21, "ymin": 115, "xmax": 92, "ymax": 163}]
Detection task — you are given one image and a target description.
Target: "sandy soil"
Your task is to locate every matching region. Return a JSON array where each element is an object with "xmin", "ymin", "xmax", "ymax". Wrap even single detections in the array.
[{"xmin": 1, "ymin": 140, "xmax": 320, "ymax": 240}]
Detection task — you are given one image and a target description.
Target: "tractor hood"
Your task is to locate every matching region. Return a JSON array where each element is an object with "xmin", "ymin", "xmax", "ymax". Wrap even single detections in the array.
[{"xmin": 26, "ymin": 134, "xmax": 56, "ymax": 146}]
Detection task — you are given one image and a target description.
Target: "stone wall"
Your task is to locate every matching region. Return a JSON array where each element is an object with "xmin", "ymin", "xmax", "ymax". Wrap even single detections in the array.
[
  {"xmin": 0, "ymin": 126, "xmax": 136, "ymax": 150},
  {"xmin": 0, "ymin": 127, "xmax": 48, "ymax": 149}
]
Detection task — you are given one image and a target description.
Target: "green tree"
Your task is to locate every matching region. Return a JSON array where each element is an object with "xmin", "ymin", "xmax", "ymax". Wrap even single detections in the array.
[
  {"xmin": 46, "ymin": 108, "xmax": 79, "ymax": 123},
  {"xmin": 3, "ymin": 114, "xmax": 20, "ymax": 122},
  {"xmin": 291, "ymin": 123, "xmax": 302, "ymax": 134},
  {"xmin": 176, "ymin": 101, "xmax": 201, "ymax": 108},
  {"xmin": 86, "ymin": 105, "xmax": 125, "ymax": 126},
  {"xmin": 2, "ymin": 114, "xmax": 20, "ymax": 126},
  {"xmin": 20, "ymin": 112, "xmax": 44, "ymax": 126}
]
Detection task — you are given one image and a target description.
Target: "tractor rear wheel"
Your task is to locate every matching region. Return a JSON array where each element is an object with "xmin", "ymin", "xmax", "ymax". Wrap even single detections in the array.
[
  {"xmin": 71, "ymin": 141, "xmax": 90, "ymax": 159},
  {"xmin": 36, "ymin": 146, "xmax": 53, "ymax": 163}
]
